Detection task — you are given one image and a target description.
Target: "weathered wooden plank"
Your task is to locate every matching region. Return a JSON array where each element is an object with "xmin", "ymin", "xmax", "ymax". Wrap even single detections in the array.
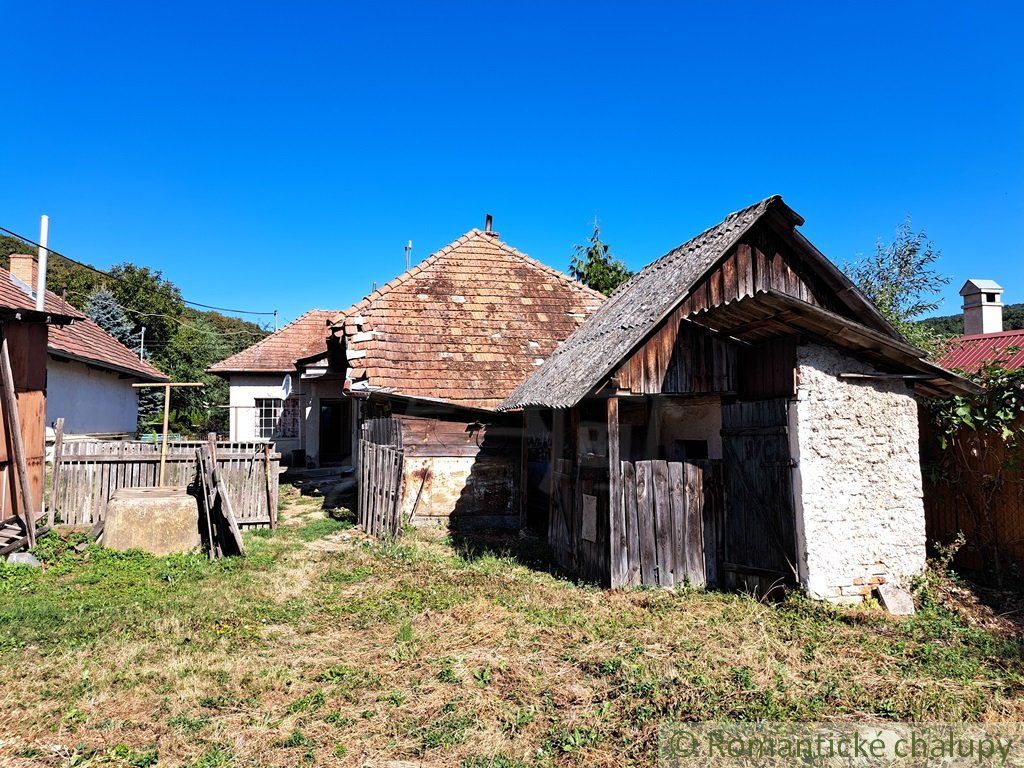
[
  {"xmin": 668, "ymin": 461, "xmax": 686, "ymax": 585},
  {"xmin": 607, "ymin": 398, "xmax": 627, "ymax": 588},
  {"xmin": 634, "ymin": 461, "xmax": 656, "ymax": 586},
  {"xmin": 622, "ymin": 461, "xmax": 641, "ymax": 586},
  {"xmin": 684, "ymin": 462, "xmax": 706, "ymax": 586},
  {"xmin": 651, "ymin": 460, "xmax": 673, "ymax": 587}
]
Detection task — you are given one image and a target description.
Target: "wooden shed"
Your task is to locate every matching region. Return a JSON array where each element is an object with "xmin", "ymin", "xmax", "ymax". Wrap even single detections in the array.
[
  {"xmin": 500, "ymin": 197, "xmax": 978, "ymax": 602},
  {"xmin": 0, "ymin": 259, "xmax": 82, "ymax": 550}
]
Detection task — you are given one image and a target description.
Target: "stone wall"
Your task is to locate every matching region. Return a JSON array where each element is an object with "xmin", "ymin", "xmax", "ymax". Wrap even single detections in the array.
[{"xmin": 792, "ymin": 343, "xmax": 926, "ymax": 602}]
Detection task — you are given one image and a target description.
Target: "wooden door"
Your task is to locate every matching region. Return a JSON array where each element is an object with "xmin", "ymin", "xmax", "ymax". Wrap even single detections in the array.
[{"xmin": 720, "ymin": 398, "xmax": 797, "ymax": 592}]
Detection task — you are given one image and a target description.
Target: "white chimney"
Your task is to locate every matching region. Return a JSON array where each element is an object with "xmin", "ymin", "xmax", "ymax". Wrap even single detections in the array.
[{"xmin": 960, "ymin": 279, "xmax": 1004, "ymax": 335}]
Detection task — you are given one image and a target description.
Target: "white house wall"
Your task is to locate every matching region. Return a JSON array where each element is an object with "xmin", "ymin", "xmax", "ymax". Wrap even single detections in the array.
[
  {"xmin": 792, "ymin": 342, "xmax": 926, "ymax": 603},
  {"xmin": 46, "ymin": 358, "xmax": 141, "ymax": 435},
  {"xmin": 227, "ymin": 373, "xmax": 350, "ymax": 465}
]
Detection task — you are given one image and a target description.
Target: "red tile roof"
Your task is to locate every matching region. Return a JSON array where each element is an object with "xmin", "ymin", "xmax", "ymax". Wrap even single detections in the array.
[
  {"xmin": 335, "ymin": 229, "xmax": 605, "ymax": 410},
  {"xmin": 0, "ymin": 267, "xmax": 83, "ymax": 324},
  {"xmin": 48, "ymin": 318, "xmax": 167, "ymax": 381},
  {"xmin": 0, "ymin": 266, "xmax": 164, "ymax": 380},
  {"xmin": 209, "ymin": 310, "xmax": 341, "ymax": 373},
  {"xmin": 935, "ymin": 330, "xmax": 1024, "ymax": 373}
]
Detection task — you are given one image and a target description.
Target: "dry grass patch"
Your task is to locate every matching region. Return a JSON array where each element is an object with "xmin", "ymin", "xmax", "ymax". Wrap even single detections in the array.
[{"xmin": 0, "ymin": 486, "xmax": 1021, "ymax": 767}]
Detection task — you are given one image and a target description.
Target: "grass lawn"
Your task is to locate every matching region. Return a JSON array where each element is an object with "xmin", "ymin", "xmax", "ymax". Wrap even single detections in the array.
[{"xmin": 0, "ymin": 487, "xmax": 1022, "ymax": 767}]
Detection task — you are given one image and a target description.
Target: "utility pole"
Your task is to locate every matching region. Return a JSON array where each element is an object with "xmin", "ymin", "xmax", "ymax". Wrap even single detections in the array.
[
  {"xmin": 132, "ymin": 382, "xmax": 204, "ymax": 485},
  {"xmin": 139, "ymin": 326, "xmax": 146, "ymax": 359},
  {"xmin": 274, "ymin": 310, "xmax": 278, "ymax": 333}
]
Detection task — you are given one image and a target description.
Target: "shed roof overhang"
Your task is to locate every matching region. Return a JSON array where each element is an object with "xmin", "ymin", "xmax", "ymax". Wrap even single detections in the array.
[{"xmin": 687, "ymin": 292, "xmax": 981, "ymax": 398}]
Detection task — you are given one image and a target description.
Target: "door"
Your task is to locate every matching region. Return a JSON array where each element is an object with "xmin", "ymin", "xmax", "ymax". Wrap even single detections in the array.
[
  {"xmin": 720, "ymin": 398, "xmax": 797, "ymax": 593},
  {"xmin": 319, "ymin": 399, "xmax": 351, "ymax": 464}
]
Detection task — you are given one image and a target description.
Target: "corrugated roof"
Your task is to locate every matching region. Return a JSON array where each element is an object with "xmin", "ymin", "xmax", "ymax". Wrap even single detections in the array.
[
  {"xmin": 500, "ymin": 195, "xmax": 918, "ymax": 410},
  {"xmin": 48, "ymin": 318, "xmax": 167, "ymax": 381},
  {"xmin": 500, "ymin": 198, "xmax": 780, "ymax": 409},
  {"xmin": 209, "ymin": 309, "xmax": 341, "ymax": 374},
  {"xmin": 334, "ymin": 229, "xmax": 605, "ymax": 410},
  {"xmin": 935, "ymin": 330, "xmax": 1024, "ymax": 373}
]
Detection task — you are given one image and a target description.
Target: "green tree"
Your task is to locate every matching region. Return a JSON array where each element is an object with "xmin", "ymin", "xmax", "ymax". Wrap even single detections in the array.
[
  {"xmin": 843, "ymin": 218, "xmax": 950, "ymax": 351},
  {"xmin": 569, "ymin": 221, "xmax": 633, "ymax": 296},
  {"xmin": 154, "ymin": 316, "xmax": 231, "ymax": 434},
  {"xmin": 85, "ymin": 287, "xmax": 136, "ymax": 348}
]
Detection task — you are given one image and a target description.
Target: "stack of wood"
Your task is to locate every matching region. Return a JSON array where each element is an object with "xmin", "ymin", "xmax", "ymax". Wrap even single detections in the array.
[{"xmin": 196, "ymin": 435, "xmax": 249, "ymax": 559}]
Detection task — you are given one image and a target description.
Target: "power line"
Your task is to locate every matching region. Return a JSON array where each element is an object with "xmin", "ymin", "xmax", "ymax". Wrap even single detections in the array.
[{"xmin": 0, "ymin": 224, "xmax": 278, "ymax": 317}]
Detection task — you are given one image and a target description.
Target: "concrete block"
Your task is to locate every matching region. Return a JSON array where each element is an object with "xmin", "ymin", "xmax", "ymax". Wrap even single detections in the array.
[
  {"xmin": 877, "ymin": 583, "xmax": 916, "ymax": 616},
  {"xmin": 7, "ymin": 552, "xmax": 40, "ymax": 567},
  {"xmin": 103, "ymin": 487, "xmax": 201, "ymax": 556}
]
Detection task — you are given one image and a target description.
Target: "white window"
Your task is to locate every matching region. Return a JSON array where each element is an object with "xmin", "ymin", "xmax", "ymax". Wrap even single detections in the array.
[
  {"xmin": 255, "ymin": 397, "xmax": 300, "ymax": 439},
  {"xmin": 255, "ymin": 398, "xmax": 282, "ymax": 439}
]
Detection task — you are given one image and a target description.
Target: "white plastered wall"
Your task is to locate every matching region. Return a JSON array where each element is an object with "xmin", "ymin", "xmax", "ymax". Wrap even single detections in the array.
[
  {"xmin": 792, "ymin": 343, "xmax": 926, "ymax": 602},
  {"xmin": 46, "ymin": 358, "xmax": 141, "ymax": 435}
]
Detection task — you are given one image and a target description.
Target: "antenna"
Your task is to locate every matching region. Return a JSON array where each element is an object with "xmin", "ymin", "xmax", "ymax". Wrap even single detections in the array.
[{"xmin": 404, "ymin": 240, "xmax": 413, "ymax": 270}]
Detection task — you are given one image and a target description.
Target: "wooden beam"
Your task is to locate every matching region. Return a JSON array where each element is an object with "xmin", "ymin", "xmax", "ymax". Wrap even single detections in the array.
[
  {"xmin": 607, "ymin": 397, "xmax": 627, "ymax": 588},
  {"xmin": 0, "ymin": 324, "xmax": 36, "ymax": 548}
]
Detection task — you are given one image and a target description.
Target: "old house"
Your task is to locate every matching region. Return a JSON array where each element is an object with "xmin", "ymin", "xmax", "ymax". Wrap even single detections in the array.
[
  {"xmin": 210, "ymin": 222, "xmax": 603, "ymax": 528},
  {"xmin": 328, "ymin": 223, "xmax": 604, "ymax": 528},
  {"xmin": 209, "ymin": 310, "xmax": 344, "ymax": 465},
  {"xmin": 0, "ymin": 258, "xmax": 81, "ymax": 548},
  {"xmin": 5, "ymin": 254, "xmax": 167, "ymax": 438},
  {"xmin": 500, "ymin": 196, "xmax": 977, "ymax": 601}
]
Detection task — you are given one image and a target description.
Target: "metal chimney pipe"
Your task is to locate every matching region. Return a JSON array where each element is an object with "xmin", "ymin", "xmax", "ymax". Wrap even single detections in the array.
[{"xmin": 35, "ymin": 215, "xmax": 49, "ymax": 311}]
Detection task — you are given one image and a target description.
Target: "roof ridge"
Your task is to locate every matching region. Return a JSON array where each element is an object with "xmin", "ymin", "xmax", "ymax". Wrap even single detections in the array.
[{"xmin": 482, "ymin": 231, "xmax": 607, "ymax": 302}]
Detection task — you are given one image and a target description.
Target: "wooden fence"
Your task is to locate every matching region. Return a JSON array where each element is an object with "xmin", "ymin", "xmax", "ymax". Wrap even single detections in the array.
[
  {"xmin": 51, "ymin": 438, "xmax": 280, "ymax": 527},
  {"xmin": 618, "ymin": 459, "xmax": 721, "ymax": 588},
  {"xmin": 357, "ymin": 418, "xmax": 404, "ymax": 537},
  {"xmin": 921, "ymin": 416, "xmax": 1024, "ymax": 573}
]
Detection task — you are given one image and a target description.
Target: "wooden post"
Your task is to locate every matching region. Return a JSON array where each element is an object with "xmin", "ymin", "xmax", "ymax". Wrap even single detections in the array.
[
  {"xmin": 607, "ymin": 396, "xmax": 627, "ymax": 588},
  {"xmin": 133, "ymin": 382, "xmax": 204, "ymax": 486},
  {"xmin": 263, "ymin": 442, "xmax": 277, "ymax": 529},
  {"xmin": 48, "ymin": 417, "xmax": 65, "ymax": 528},
  {"xmin": 0, "ymin": 324, "xmax": 36, "ymax": 548}
]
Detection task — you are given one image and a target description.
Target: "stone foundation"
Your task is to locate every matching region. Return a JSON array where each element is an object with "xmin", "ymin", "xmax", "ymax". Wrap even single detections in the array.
[
  {"xmin": 103, "ymin": 487, "xmax": 202, "ymax": 556},
  {"xmin": 792, "ymin": 343, "xmax": 926, "ymax": 603}
]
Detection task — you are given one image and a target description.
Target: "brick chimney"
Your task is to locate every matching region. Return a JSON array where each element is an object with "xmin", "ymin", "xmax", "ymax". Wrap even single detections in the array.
[
  {"xmin": 960, "ymin": 279, "xmax": 1004, "ymax": 335},
  {"xmin": 8, "ymin": 253, "xmax": 38, "ymax": 290}
]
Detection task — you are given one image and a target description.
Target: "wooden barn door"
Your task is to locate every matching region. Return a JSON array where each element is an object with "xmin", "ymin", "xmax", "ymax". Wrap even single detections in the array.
[{"xmin": 720, "ymin": 398, "xmax": 797, "ymax": 594}]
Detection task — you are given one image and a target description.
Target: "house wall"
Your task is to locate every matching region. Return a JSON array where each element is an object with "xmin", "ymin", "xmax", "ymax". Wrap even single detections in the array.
[
  {"xmin": 792, "ymin": 342, "xmax": 926, "ymax": 602},
  {"xmin": 227, "ymin": 373, "xmax": 351, "ymax": 465},
  {"xmin": 654, "ymin": 395, "xmax": 723, "ymax": 460},
  {"xmin": 46, "ymin": 358, "xmax": 140, "ymax": 435},
  {"xmin": 394, "ymin": 411, "xmax": 521, "ymax": 530}
]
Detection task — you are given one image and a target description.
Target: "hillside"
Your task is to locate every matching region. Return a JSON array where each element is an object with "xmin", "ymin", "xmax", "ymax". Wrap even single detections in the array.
[{"xmin": 918, "ymin": 303, "xmax": 1024, "ymax": 337}]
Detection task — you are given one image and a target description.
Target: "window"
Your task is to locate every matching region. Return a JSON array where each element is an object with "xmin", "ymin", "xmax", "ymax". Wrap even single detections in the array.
[
  {"xmin": 255, "ymin": 398, "xmax": 282, "ymax": 439},
  {"xmin": 256, "ymin": 397, "xmax": 301, "ymax": 439},
  {"xmin": 986, "ymin": 292, "xmax": 998, "ymax": 303}
]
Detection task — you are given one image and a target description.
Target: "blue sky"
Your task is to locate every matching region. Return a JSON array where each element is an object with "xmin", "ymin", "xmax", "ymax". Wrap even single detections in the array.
[{"xmin": 2, "ymin": 1, "xmax": 1022, "ymax": 328}]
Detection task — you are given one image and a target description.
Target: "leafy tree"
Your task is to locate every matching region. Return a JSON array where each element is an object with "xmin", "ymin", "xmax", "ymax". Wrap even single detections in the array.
[
  {"xmin": 925, "ymin": 356, "xmax": 1024, "ymax": 578},
  {"xmin": 152, "ymin": 316, "xmax": 232, "ymax": 434},
  {"xmin": 85, "ymin": 287, "xmax": 136, "ymax": 348},
  {"xmin": 843, "ymin": 218, "xmax": 950, "ymax": 351},
  {"xmin": 569, "ymin": 221, "xmax": 633, "ymax": 295}
]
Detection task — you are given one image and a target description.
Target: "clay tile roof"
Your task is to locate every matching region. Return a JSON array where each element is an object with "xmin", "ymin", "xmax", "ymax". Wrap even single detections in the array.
[
  {"xmin": 334, "ymin": 229, "xmax": 605, "ymax": 410},
  {"xmin": 48, "ymin": 318, "xmax": 167, "ymax": 381},
  {"xmin": 934, "ymin": 330, "xmax": 1024, "ymax": 373},
  {"xmin": 0, "ymin": 266, "xmax": 83, "ymax": 324},
  {"xmin": 208, "ymin": 309, "xmax": 341, "ymax": 374}
]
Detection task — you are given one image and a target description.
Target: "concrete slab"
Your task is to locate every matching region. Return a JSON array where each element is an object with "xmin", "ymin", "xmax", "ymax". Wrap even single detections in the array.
[
  {"xmin": 877, "ymin": 583, "xmax": 916, "ymax": 616},
  {"xmin": 103, "ymin": 486, "xmax": 202, "ymax": 556}
]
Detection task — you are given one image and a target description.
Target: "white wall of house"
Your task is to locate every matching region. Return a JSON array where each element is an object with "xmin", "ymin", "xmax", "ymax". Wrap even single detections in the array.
[
  {"xmin": 792, "ymin": 342, "xmax": 926, "ymax": 603},
  {"xmin": 226, "ymin": 373, "xmax": 352, "ymax": 465},
  {"xmin": 46, "ymin": 357, "xmax": 141, "ymax": 435}
]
